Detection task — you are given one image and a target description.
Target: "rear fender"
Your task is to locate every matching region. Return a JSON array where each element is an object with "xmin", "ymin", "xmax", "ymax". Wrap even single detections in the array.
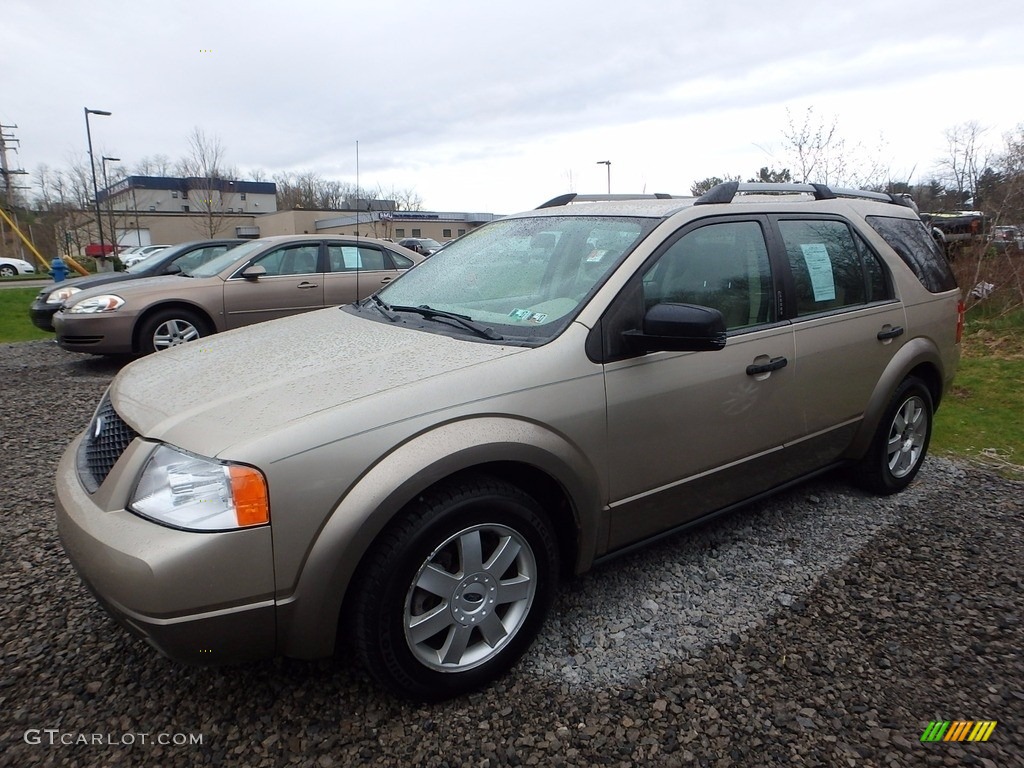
[{"xmin": 844, "ymin": 337, "xmax": 944, "ymax": 460}]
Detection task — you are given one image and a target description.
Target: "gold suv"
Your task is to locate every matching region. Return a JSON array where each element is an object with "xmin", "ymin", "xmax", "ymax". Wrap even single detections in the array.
[{"xmin": 56, "ymin": 183, "xmax": 962, "ymax": 700}]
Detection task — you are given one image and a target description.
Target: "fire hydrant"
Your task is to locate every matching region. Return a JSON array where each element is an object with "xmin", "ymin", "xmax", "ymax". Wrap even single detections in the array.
[{"xmin": 51, "ymin": 256, "xmax": 68, "ymax": 283}]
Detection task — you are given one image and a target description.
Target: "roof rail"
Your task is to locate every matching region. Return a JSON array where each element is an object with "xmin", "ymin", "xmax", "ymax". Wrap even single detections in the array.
[
  {"xmin": 693, "ymin": 182, "xmax": 915, "ymax": 209},
  {"xmin": 536, "ymin": 192, "xmax": 678, "ymax": 209}
]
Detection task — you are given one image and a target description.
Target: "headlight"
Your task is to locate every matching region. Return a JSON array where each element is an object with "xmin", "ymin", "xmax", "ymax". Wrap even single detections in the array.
[
  {"xmin": 46, "ymin": 286, "xmax": 82, "ymax": 304},
  {"xmin": 67, "ymin": 294, "xmax": 125, "ymax": 313},
  {"xmin": 129, "ymin": 444, "xmax": 270, "ymax": 531}
]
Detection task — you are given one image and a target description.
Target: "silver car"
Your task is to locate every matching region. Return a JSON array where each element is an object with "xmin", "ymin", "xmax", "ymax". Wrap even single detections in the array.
[{"xmin": 56, "ymin": 183, "xmax": 962, "ymax": 700}]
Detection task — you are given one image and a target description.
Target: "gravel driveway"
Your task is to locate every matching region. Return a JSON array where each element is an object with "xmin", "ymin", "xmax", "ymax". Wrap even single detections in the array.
[{"xmin": 2, "ymin": 340, "xmax": 1021, "ymax": 767}]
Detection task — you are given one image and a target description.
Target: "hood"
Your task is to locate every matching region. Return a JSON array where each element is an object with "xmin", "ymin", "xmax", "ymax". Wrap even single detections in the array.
[
  {"xmin": 110, "ymin": 307, "xmax": 524, "ymax": 456},
  {"xmin": 67, "ymin": 273, "xmax": 204, "ymax": 303},
  {"xmin": 38, "ymin": 271, "xmax": 134, "ymax": 298}
]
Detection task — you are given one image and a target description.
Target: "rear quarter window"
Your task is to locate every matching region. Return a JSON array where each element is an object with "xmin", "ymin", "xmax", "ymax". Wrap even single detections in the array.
[{"xmin": 865, "ymin": 215, "xmax": 958, "ymax": 293}]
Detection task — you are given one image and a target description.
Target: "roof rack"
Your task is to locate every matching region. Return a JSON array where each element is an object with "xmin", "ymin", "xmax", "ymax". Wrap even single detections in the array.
[
  {"xmin": 536, "ymin": 192, "xmax": 678, "ymax": 209},
  {"xmin": 693, "ymin": 182, "xmax": 916, "ymax": 210}
]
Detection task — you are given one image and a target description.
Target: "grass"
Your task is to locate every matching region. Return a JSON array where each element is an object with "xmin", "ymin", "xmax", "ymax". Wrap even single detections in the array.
[
  {"xmin": 0, "ymin": 273, "xmax": 48, "ymax": 282},
  {"xmin": 0, "ymin": 287, "xmax": 52, "ymax": 343},
  {"xmin": 931, "ymin": 307, "xmax": 1024, "ymax": 477}
]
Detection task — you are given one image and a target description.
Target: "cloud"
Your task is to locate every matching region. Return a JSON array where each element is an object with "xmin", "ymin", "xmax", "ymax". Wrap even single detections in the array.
[{"xmin": 4, "ymin": 0, "xmax": 1023, "ymax": 212}]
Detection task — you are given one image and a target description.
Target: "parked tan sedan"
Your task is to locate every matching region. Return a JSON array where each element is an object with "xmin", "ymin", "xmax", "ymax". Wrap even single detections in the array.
[{"xmin": 54, "ymin": 235, "xmax": 423, "ymax": 355}]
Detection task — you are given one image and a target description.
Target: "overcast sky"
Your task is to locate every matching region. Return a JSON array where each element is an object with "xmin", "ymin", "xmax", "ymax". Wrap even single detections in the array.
[{"xmin": 3, "ymin": 0, "xmax": 1022, "ymax": 214}]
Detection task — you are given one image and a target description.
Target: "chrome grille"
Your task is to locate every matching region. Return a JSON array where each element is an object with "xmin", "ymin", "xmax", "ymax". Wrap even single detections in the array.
[{"xmin": 78, "ymin": 395, "xmax": 139, "ymax": 492}]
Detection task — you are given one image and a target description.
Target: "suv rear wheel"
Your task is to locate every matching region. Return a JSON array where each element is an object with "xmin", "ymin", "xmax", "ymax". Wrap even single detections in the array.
[
  {"xmin": 856, "ymin": 376, "xmax": 933, "ymax": 495},
  {"xmin": 349, "ymin": 475, "xmax": 559, "ymax": 700}
]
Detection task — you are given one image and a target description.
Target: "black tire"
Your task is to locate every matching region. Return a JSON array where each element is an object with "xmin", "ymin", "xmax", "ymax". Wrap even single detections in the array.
[
  {"xmin": 0, "ymin": 265, "xmax": 17, "ymax": 278},
  {"xmin": 855, "ymin": 376, "xmax": 933, "ymax": 495},
  {"xmin": 137, "ymin": 308, "xmax": 209, "ymax": 354},
  {"xmin": 349, "ymin": 474, "xmax": 559, "ymax": 701}
]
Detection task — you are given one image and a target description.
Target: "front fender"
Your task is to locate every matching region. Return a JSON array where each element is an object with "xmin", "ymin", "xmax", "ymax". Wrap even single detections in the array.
[{"xmin": 276, "ymin": 416, "xmax": 604, "ymax": 659}]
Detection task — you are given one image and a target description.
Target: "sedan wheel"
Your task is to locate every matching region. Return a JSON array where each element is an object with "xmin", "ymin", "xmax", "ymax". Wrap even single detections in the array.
[
  {"xmin": 349, "ymin": 475, "xmax": 559, "ymax": 701},
  {"xmin": 153, "ymin": 318, "xmax": 201, "ymax": 349},
  {"xmin": 0, "ymin": 265, "xmax": 17, "ymax": 277},
  {"xmin": 138, "ymin": 309, "xmax": 209, "ymax": 354}
]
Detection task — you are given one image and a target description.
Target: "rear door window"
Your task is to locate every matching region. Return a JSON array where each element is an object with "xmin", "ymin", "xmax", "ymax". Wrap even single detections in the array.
[
  {"xmin": 776, "ymin": 218, "xmax": 891, "ymax": 316},
  {"xmin": 865, "ymin": 215, "xmax": 958, "ymax": 293}
]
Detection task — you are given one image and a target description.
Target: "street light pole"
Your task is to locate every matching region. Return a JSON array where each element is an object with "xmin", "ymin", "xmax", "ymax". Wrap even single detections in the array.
[
  {"xmin": 596, "ymin": 160, "xmax": 611, "ymax": 194},
  {"xmin": 102, "ymin": 156, "xmax": 121, "ymax": 263},
  {"xmin": 84, "ymin": 107, "xmax": 112, "ymax": 268}
]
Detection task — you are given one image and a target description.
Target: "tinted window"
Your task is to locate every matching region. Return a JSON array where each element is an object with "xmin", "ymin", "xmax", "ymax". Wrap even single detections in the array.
[
  {"xmin": 865, "ymin": 215, "xmax": 958, "ymax": 293},
  {"xmin": 172, "ymin": 245, "xmax": 231, "ymax": 273},
  {"xmin": 642, "ymin": 220, "xmax": 774, "ymax": 330},
  {"xmin": 778, "ymin": 219, "xmax": 877, "ymax": 316}
]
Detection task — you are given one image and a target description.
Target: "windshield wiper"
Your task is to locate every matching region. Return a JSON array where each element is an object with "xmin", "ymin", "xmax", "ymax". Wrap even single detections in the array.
[
  {"xmin": 364, "ymin": 294, "xmax": 397, "ymax": 321},
  {"xmin": 389, "ymin": 304, "xmax": 503, "ymax": 340}
]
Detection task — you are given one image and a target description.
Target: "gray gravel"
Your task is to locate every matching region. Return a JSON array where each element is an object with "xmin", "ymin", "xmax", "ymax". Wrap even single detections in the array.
[{"xmin": 1, "ymin": 339, "xmax": 1022, "ymax": 767}]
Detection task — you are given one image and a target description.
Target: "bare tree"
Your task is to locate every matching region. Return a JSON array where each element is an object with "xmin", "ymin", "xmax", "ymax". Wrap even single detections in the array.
[
  {"xmin": 936, "ymin": 121, "xmax": 990, "ymax": 209},
  {"xmin": 378, "ymin": 185, "xmax": 422, "ymax": 212},
  {"xmin": 780, "ymin": 107, "xmax": 890, "ymax": 189},
  {"xmin": 274, "ymin": 170, "xmax": 356, "ymax": 210},
  {"xmin": 133, "ymin": 154, "xmax": 174, "ymax": 176},
  {"xmin": 176, "ymin": 128, "xmax": 240, "ymax": 237}
]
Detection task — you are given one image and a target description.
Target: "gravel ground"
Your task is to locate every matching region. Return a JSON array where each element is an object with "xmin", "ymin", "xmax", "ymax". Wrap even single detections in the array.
[{"xmin": 1, "ymin": 339, "xmax": 1022, "ymax": 767}]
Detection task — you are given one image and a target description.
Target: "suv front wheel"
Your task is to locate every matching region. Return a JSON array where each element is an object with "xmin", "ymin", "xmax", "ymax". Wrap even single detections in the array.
[
  {"xmin": 349, "ymin": 475, "xmax": 559, "ymax": 700},
  {"xmin": 856, "ymin": 376, "xmax": 934, "ymax": 495}
]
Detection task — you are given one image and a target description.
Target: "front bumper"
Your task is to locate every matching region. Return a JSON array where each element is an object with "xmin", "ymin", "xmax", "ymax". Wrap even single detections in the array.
[
  {"xmin": 29, "ymin": 298, "xmax": 59, "ymax": 332},
  {"xmin": 55, "ymin": 433, "xmax": 277, "ymax": 664},
  {"xmin": 53, "ymin": 309, "xmax": 140, "ymax": 354}
]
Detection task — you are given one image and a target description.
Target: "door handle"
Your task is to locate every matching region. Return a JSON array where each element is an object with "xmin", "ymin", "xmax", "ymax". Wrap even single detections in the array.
[
  {"xmin": 746, "ymin": 356, "xmax": 788, "ymax": 376},
  {"xmin": 379, "ymin": 277, "xmax": 393, "ymax": 284},
  {"xmin": 297, "ymin": 281, "xmax": 319, "ymax": 289},
  {"xmin": 877, "ymin": 326, "xmax": 904, "ymax": 340}
]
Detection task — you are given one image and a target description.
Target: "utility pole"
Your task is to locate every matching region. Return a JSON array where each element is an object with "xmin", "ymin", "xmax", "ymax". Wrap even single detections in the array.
[
  {"xmin": 0, "ymin": 124, "xmax": 31, "ymax": 260},
  {"xmin": 0, "ymin": 124, "xmax": 29, "ymax": 204}
]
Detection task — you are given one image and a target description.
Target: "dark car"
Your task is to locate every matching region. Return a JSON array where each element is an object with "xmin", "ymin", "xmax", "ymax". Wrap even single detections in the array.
[
  {"xmin": 29, "ymin": 240, "xmax": 245, "ymax": 331},
  {"xmin": 398, "ymin": 237, "xmax": 442, "ymax": 256}
]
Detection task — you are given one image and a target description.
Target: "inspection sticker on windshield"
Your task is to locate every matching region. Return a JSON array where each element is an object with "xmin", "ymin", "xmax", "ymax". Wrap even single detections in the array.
[
  {"xmin": 509, "ymin": 309, "xmax": 548, "ymax": 324},
  {"xmin": 585, "ymin": 249, "xmax": 609, "ymax": 262}
]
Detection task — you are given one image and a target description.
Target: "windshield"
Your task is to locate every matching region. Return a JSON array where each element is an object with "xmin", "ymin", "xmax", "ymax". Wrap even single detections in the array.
[
  {"xmin": 124, "ymin": 245, "xmax": 183, "ymax": 273},
  {"xmin": 187, "ymin": 239, "xmax": 267, "ymax": 277},
  {"xmin": 375, "ymin": 215, "xmax": 652, "ymax": 343},
  {"xmin": 125, "ymin": 253, "xmax": 164, "ymax": 273}
]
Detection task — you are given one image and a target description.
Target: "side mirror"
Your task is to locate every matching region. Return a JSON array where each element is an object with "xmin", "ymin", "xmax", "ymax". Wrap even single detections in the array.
[
  {"xmin": 163, "ymin": 264, "xmax": 182, "ymax": 275},
  {"xmin": 622, "ymin": 303, "xmax": 727, "ymax": 353},
  {"xmin": 241, "ymin": 264, "xmax": 267, "ymax": 280}
]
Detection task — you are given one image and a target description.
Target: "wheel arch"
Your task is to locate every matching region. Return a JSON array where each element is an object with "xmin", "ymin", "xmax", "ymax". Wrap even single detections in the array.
[
  {"xmin": 131, "ymin": 301, "xmax": 217, "ymax": 353},
  {"xmin": 844, "ymin": 337, "xmax": 945, "ymax": 461},
  {"xmin": 275, "ymin": 417, "xmax": 603, "ymax": 659}
]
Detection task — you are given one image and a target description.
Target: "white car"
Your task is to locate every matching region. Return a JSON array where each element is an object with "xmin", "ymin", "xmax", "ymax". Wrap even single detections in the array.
[
  {"xmin": 0, "ymin": 257, "xmax": 36, "ymax": 277},
  {"xmin": 119, "ymin": 245, "xmax": 170, "ymax": 268}
]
